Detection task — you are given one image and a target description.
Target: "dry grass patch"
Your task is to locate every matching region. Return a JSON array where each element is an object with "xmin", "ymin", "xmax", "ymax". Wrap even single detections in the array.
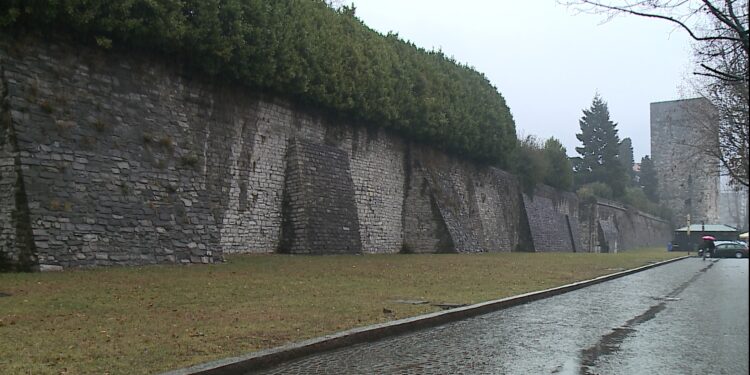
[{"xmin": 0, "ymin": 248, "xmax": 682, "ymax": 374}]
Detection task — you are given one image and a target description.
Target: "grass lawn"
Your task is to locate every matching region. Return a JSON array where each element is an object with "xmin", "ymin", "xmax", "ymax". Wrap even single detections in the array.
[{"xmin": 0, "ymin": 248, "xmax": 683, "ymax": 374}]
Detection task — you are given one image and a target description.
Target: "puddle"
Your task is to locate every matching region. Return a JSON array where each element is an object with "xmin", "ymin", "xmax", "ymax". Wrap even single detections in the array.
[
  {"xmin": 433, "ymin": 303, "xmax": 468, "ymax": 310},
  {"xmin": 579, "ymin": 259, "xmax": 713, "ymax": 374},
  {"xmin": 580, "ymin": 303, "xmax": 666, "ymax": 374},
  {"xmin": 391, "ymin": 299, "xmax": 429, "ymax": 305}
]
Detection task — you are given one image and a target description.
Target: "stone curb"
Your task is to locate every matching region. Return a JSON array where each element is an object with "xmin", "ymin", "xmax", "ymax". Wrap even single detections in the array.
[{"xmin": 162, "ymin": 256, "xmax": 689, "ymax": 375}]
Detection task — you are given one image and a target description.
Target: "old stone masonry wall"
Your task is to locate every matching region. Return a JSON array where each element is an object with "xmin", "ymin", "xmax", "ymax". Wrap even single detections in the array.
[
  {"xmin": 522, "ymin": 185, "xmax": 582, "ymax": 252},
  {"xmin": 0, "ymin": 36, "xmax": 672, "ymax": 270},
  {"xmin": 578, "ymin": 199, "xmax": 671, "ymax": 253}
]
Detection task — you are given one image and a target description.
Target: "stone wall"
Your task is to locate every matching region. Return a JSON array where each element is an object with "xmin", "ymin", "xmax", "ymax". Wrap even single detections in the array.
[
  {"xmin": 347, "ymin": 127, "xmax": 407, "ymax": 254},
  {"xmin": 0, "ymin": 40, "xmax": 232, "ymax": 268},
  {"xmin": 0, "ymin": 35, "xmax": 673, "ymax": 270},
  {"xmin": 578, "ymin": 199, "xmax": 671, "ymax": 253},
  {"xmin": 0, "ymin": 36, "xmax": 423, "ymax": 268},
  {"xmin": 0, "ymin": 68, "xmax": 37, "ymax": 271},
  {"xmin": 401, "ymin": 149, "xmax": 530, "ymax": 254},
  {"xmin": 522, "ymin": 185, "xmax": 581, "ymax": 252},
  {"xmin": 401, "ymin": 148, "xmax": 455, "ymax": 253},
  {"xmin": 280, "ymin": 139, "xmax": 361, "ymax": 254},
  {"xmin": 416, "ymin": 150, "xmax": 487, "ymax": 253},
  {"xmin": 475, "ymin": 168, "xmax": 531, "ymax": 252}
]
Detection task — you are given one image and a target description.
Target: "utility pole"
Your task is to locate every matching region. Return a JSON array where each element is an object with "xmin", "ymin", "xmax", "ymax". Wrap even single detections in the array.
[
  {"xmin": 687, "ymin": 213, "xmax": 691, "ymax": 253},
  {"xmin": 687, "ymin": 173, "xmax": 694, "ymax": 250}
]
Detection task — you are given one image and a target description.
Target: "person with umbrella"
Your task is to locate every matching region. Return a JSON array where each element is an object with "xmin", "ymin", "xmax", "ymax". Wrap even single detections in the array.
[{"xmin": 700, "ymin": 235, "xmax": 716, "ymax": 259}]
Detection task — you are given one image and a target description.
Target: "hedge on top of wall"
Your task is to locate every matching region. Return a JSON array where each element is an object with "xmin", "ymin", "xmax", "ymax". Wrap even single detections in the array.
[{"xmin": 0, "ymin": 0, "xmax": 516, "ymax": 167}]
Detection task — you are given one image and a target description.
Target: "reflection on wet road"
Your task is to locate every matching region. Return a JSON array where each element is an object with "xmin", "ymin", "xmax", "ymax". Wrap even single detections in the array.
[{"xmin": 253, "ymin": 258, "xmax": 748, "ymax": 374}]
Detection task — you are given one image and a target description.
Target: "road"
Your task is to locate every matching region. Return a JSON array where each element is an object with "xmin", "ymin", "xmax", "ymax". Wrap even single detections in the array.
[{"xmin": 252, "ymin": 258, "xmax": 749, "ymax": 374}]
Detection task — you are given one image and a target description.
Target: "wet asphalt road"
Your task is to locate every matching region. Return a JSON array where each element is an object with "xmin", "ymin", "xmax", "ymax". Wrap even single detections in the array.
[{"xmin": 252, "ymin": 258, "xmax": 748, "ymax": 374}]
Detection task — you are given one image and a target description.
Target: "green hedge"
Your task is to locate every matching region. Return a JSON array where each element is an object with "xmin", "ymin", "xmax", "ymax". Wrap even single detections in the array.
[{"xmin": 1, "ymin": 0, "xmax": 516, "ymax": 166}]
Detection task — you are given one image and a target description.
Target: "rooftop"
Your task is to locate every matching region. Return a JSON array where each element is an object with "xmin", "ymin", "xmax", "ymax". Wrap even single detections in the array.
[{"xmin": 674, "ymin": 224, "xmax": 738, "ymax": 232}]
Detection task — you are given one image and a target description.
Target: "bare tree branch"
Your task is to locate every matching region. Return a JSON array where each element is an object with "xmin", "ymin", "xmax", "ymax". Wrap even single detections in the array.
[
  {"xmin": 561, "ymin": 0, "xmax": 745, "ymax": 44},
  {"xmin": 697, "ymin": 62, "xmax": 745, "ymax": 80}
]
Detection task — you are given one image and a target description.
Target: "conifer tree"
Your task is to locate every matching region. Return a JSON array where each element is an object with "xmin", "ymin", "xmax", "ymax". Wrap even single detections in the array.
[
  {"xmin": 639, "ymin": 155, "xmax": 659, "ymax": 202},
  {"xmin": 618, "ymin": 137, "xmax": 636, "ymax": 186},
  {"xmin": 573, "ymin": 94, "xmax": 627, "ymax": 197}
]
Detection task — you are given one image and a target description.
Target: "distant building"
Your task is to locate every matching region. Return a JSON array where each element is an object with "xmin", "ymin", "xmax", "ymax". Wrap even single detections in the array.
[
  {"xmin": 650, "ymin": 98, "xmax": 720, "ymax": 227},
  {"xmin": 718, "ymin": 179, "xmax": 749, "ymax": 232},
  {"xmin": 671, "ymin": 223, "xmax": 738, "ymax": 251},
  {"xmin": 632, "ymin": 163, "xmax": 641, "ymax": 184}
]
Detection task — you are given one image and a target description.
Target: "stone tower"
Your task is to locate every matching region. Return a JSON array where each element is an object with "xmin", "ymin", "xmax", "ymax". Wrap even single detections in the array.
[{"xmin": 650, "ymin": 98, "xmax": 720, "ymax": 227}]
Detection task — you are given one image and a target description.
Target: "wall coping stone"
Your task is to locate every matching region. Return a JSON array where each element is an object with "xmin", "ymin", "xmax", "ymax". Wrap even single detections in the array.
[{"xmin": 595, "ymin": 198, "xmax": 670, "ymax": 224}]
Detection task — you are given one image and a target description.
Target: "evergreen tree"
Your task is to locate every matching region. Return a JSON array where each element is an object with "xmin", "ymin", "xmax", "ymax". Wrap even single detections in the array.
[
  {"xmin": 639, "ymin": 155, "xmax": 659, "ymax": 202},
  {"xmin": 618, "ymin": 137, "xmax": 636, "ymax": 186},
  {"xmin": 573, "ymin": 94, "xmax": 628, "ymax": 197},
  {"xmin": 542, "ymin": 137, "xmax": 573, "ymax": 191}
]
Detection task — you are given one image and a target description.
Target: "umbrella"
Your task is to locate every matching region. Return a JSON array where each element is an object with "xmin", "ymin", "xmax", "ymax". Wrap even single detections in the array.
[{"xmin": 702, "ymin": 235, "xmax": 716, "ymax": 241}]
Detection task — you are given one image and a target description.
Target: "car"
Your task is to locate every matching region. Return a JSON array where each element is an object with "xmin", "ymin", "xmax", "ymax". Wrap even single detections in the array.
[{"xmin": 708, "ymin": 241, "xmax": 749, "ymax": 258}]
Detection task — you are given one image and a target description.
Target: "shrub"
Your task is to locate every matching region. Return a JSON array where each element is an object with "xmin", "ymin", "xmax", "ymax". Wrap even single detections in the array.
[
  {"xmin": 577, "ymin": 182, "xmax": 613, "ymax": 200},
  {"xmin": 0, "ymin": 0, "xmax": 517, "ymax": 167},
  {"xmin": 512, "ymin": 135, "xmax": 548, "ymax": 194},
  {"xmin": 622, "ymin": 186, "xmax": 673, "ymax": 220}
]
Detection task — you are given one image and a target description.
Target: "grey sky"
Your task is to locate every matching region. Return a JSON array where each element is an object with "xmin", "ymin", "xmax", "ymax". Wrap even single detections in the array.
[{"xmin": 346, "ymin": 0, "xmax": 695, "ymax": 161}]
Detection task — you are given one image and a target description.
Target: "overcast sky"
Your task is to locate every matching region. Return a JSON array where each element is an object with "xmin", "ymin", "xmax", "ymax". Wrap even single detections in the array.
[{"xmin": 344, "ymin": 0, "xmax": 696, "ymax": 161}]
